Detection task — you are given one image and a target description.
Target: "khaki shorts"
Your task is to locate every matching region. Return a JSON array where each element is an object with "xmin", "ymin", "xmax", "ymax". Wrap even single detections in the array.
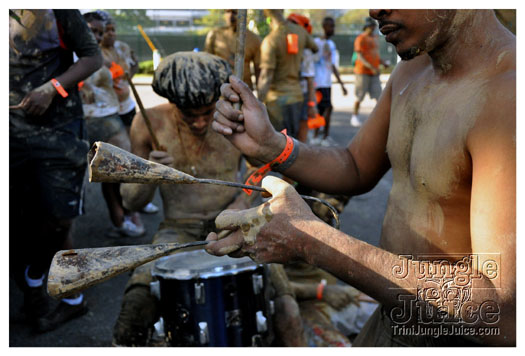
[{"xmin": 355, "ymin": 74, "xmax": 382, "ymax": 101}]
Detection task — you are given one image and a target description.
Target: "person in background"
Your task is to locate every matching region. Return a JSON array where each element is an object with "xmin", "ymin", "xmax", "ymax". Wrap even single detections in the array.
[
  {"xmin": 257, "ymin": 9, "xmax": 318, "ymax": 138},
  {"xmin": 97, "ymin": 10, "xmax": 159, "ymax": 215},
  {"xmin": 312, "ymin": 17, "xmax": 347, "ymax": 146},
  {"xmin": 9, "ymin": 9, "xmax": 101, "ymax": 332},
  {"xmin": 350, "ymin": 17, "xmax": 387, "ymax": 127},
  {"xmin": 287, "ymin": 13, "xmax": 318, "ymax": 144},
  {"xmin": 205, "ymin": 9, "xmax": 262, "ymax": 91},
  {"xmin": 80, "ymin": 11, "xmax": 145, "ymax": 237}
]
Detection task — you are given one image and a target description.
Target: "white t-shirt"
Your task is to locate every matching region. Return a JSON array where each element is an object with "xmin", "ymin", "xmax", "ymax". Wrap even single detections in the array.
[
  {"xmin": 314, "ymin": 37, "xmax": 337, "ymax": 89},
  {"xmin": 300, "ymin": 48, "xmax": 315, "ymax": 94}
]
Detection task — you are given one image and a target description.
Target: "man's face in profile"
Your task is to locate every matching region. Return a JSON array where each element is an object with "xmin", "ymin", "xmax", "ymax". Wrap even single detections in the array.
[
  {"xmin": 225, "ymin": 10, "xmax": 238, "ymax": 29},
  {"xmin": 370, "ymin": 9, "xmax": 456, "ymax": 60}
]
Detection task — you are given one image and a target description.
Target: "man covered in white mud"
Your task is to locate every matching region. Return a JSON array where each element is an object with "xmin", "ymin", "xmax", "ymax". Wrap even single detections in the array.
[
  {"xmin": 112, "ymin": 52, "xmax": 307, "ymax": 346},
  {"xmin": 205, "ymin": 9, "xmax": 261, "ymax": 90},
  {"xmin": 206, "ymin": 10, "xmax": 516, "ymax": 346}
]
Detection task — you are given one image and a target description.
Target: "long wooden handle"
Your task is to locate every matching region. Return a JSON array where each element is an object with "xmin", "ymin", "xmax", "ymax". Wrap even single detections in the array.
[
  {"xmin": 126, "ymin": 73, "xmax": 162, "ymax": 151},
  {"xmin": 233, "ymin": 9, "xmax": 247, "ymax": 110}
]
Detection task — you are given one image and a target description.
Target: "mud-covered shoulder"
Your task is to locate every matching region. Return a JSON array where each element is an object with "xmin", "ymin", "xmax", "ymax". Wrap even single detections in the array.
[
  {"xmin": 388, "ymin": 55, "xmax": 431, "ymax": 91},
  {"xmin": 467, "ymin": 61, "xmax": 515, "ymax": 153}
]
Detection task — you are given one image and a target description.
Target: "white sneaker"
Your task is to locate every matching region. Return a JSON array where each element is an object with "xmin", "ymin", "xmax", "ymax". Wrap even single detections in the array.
[
  {"xmin": 119, "ymin": 217, "xmax": 145, "ymax": 237},
  {"xmin": 141, "ymin": 202, "xmax": 159, "ymax": 214},
  {"xmin": 310, "ymin": 136, "xmax": 322, "ymax": 146},
  {"xmin": 350, "ymin": 115, "xmax": 361, "ymax": 127},
  {"xmin": 321, "ymin": 136, "xmax": 337, "ymax": 147}
]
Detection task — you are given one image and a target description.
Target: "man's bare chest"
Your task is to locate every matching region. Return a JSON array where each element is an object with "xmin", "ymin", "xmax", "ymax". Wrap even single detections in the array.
[
  {"xmin": 386, "ymin": 76, "xmax": 485, "ymax": 199},
  {"xmin": 160, "ymin": 129, "xmax": 241, "ymax": 179}
]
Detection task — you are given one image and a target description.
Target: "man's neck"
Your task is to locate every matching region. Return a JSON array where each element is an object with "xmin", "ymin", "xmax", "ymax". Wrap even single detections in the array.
[
  {"xmin": 271, "ymin": 16, "xmax": 286, "ymax": 30},
  {"xmin": 428, "ymin": 10, "xmax": 502, "ymax": 77}
]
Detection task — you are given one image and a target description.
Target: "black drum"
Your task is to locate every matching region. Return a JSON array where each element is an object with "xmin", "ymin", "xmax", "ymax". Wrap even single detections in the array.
[{"xmin": 151, "ymin": 249, "xmax": 274, "ymax": 346}]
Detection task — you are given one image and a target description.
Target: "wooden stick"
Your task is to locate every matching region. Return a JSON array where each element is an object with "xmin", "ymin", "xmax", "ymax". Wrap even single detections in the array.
[
  {"xmin": 126, "ymin": 72, "xmax": 162, "ymax": 151},
  {"xmin": 233, "ymin": 9, "xmax": 247, "ymax": 110}
]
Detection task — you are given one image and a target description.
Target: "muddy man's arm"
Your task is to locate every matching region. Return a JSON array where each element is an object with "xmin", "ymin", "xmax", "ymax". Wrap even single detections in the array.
[{"xmin": 120, "ymin": 110, "xmax": 168, "ymax": 211}]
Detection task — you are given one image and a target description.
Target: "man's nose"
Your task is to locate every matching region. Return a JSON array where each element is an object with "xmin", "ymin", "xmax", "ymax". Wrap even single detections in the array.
[{"xmin": 369, "ymin": 9, "xmax": 392, "ymax": 20}]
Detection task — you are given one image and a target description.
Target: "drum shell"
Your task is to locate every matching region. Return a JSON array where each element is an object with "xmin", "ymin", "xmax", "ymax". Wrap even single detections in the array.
[{"xmin": 153, "ymin": 252, "xmax": 273, "ymax": 346}]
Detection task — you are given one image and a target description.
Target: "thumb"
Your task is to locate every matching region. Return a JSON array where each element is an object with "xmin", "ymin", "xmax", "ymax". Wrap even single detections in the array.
[
  {"xmin": 261, "ymin": 175, "xmax": 294, "ymax": 198},
  {"xmin": 215, "ymin": 209, "xmax": 247, "ymax": 230},
  {"xmin": 229, "ymin": 75, "xmax": 259, "ymax": 110}
]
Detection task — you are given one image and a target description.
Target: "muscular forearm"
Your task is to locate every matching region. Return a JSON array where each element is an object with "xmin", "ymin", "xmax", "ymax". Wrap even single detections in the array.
[
  {"xmin": 257, "ymin": 68, "xmax": 274, "ymax": 102},
  {"xmin": 331, "ymin": 65, "xmax": 344, "ymax": 86},
  {"xmin": 356, "ymin": 53, "xmax": 376, "ymax": 72},
  {"xmin": 290, "ymin": 281, "xmax": 317, "ymax": 300},
  {"xmin": 120, "ymin": 183, "xmax": 157, "ymax": 211},
  {"xmin": 56, "ymin": 54, "xmax": 102, "ymax": 89},
  {"xmin": 263, "ymin": 134, "xmax": 379, "ymax": 195},
  {"xmin": 296, "ymin": 220, "xmax": 514, "ymax": 344}
]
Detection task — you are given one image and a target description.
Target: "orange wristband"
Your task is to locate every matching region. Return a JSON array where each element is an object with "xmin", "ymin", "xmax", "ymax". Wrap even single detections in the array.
[
  {"xmin": 317, "ymin": 279, "xmax": 327, "ymax": 300},
  {"xmin": 307, "ymin": 101, "xmax": 316, "ymax": 107},
  {"xmin": 51, "ymin": 78, "xmax": 68, "ymax": 98},
  {"xmin": 243, "ymin": 130, "xmax": 294, "ymax": 195}
]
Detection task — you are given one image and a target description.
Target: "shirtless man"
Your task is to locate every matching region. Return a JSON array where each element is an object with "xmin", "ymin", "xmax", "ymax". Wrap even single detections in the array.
[
  {"xmin": 205, "ymin": 9, "xmax": 261, "ymax": 90},
  {"xmin": 112, "ymin": 52, "xmax": 304, "ymax": 346},
  {"xmin": 207, "ymin": 10, "xmax": 516, "ymax": 346}
]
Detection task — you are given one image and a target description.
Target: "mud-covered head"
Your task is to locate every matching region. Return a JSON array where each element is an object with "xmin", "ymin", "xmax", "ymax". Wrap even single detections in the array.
[{"xmin": 152, "ymin": 51, "xmax": 231, "ymax": 111}]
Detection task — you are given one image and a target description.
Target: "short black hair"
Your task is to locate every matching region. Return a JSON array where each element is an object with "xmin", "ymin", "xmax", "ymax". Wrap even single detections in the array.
[
  {"xmin": 83, "ymin": 11, "xmax": 104, "ymax": 23},
  {"xmin": 323, "ymin": 16, "xmax": 335, "ymax": 25}
]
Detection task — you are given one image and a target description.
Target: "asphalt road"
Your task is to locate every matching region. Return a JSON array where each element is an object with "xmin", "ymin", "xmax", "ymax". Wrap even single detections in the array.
[{"xmin": 9, "ymin": 77, "xmax": 392, "ymax": 347}]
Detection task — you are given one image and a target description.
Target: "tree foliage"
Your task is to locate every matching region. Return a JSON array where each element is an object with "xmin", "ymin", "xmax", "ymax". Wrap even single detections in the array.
[
  {"xmin": 103, "ymin": 9, "xmax": 155, "ymax": 34},
  {"xmin": 336, "ymin": 9, "xmax": 370, "ymax": 33}
]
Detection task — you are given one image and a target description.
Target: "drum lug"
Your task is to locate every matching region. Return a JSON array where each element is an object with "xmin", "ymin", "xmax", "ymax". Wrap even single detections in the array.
[
  {"xmin": 198, "ymin": 322, "xmax": 209, "ymax": 345},
  {"xmin": 225, "ymin": 309, "xmax": 242, "ymax": 327},
  {"xmin": 150, "ymin": 280, "xmax": 161, "ymax": 300},
  {"xmin": 255, "ymin": 311, "xmax": 267, "ymax": 333},
  {"xmin": 252, "ymin": 274, "xmax": 263, "ymax": 295},
  {"xmin": 194, "ymin": 282, "xmax": 205, "ymax": 304},
  {"xmin": 153, "ymin": 317, "xmax": 165, "ymax": 338},
  {"xmin": 251, "ymin": 334, "xmax": 263, "ymax": 347}
]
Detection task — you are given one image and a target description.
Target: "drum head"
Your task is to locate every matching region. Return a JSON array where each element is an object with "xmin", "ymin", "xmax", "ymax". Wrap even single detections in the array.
[{"xmin": 152, "ymin": 249, "xmax": 259, "ymax": 280}]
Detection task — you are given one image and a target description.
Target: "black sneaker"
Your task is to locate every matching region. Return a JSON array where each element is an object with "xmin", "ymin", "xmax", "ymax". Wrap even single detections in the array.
[
  {"xmin": 35, "ymin": 299, "xmax": 88, "ymax": 333},
  {"xmin": 23, "ymin": 285, "xmax": 51, "ymax": 321}
]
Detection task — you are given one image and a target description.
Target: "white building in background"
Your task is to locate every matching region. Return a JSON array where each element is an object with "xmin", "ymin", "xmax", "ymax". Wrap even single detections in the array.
[{"xmin": 145, "ymin": 9, "xmax": 210, "ymax": 33}]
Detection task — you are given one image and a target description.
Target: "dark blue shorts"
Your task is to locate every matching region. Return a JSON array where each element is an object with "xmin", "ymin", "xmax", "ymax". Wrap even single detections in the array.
[
  {"xmin": 316, "ymin": 87, "xmax": 332, "ymax": 114},
  {"xmin": 10, "ymin": 118, "xmax": 89, "ymax": 220}
]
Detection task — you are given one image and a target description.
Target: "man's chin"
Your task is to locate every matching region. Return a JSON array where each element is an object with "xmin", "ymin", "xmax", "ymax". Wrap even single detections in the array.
[
  {"xmin": 398, "ymin": 46, "xmax": 423, "ymax": 61},
  {"xmin": 192, "ymin": 128, "xmax": 208, "ymax": 136}
]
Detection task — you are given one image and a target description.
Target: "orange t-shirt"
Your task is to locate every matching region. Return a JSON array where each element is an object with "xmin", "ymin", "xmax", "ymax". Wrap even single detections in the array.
[{"xmin": 354, "ymin": 33, "xmax": 380, "ymax": 75}]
